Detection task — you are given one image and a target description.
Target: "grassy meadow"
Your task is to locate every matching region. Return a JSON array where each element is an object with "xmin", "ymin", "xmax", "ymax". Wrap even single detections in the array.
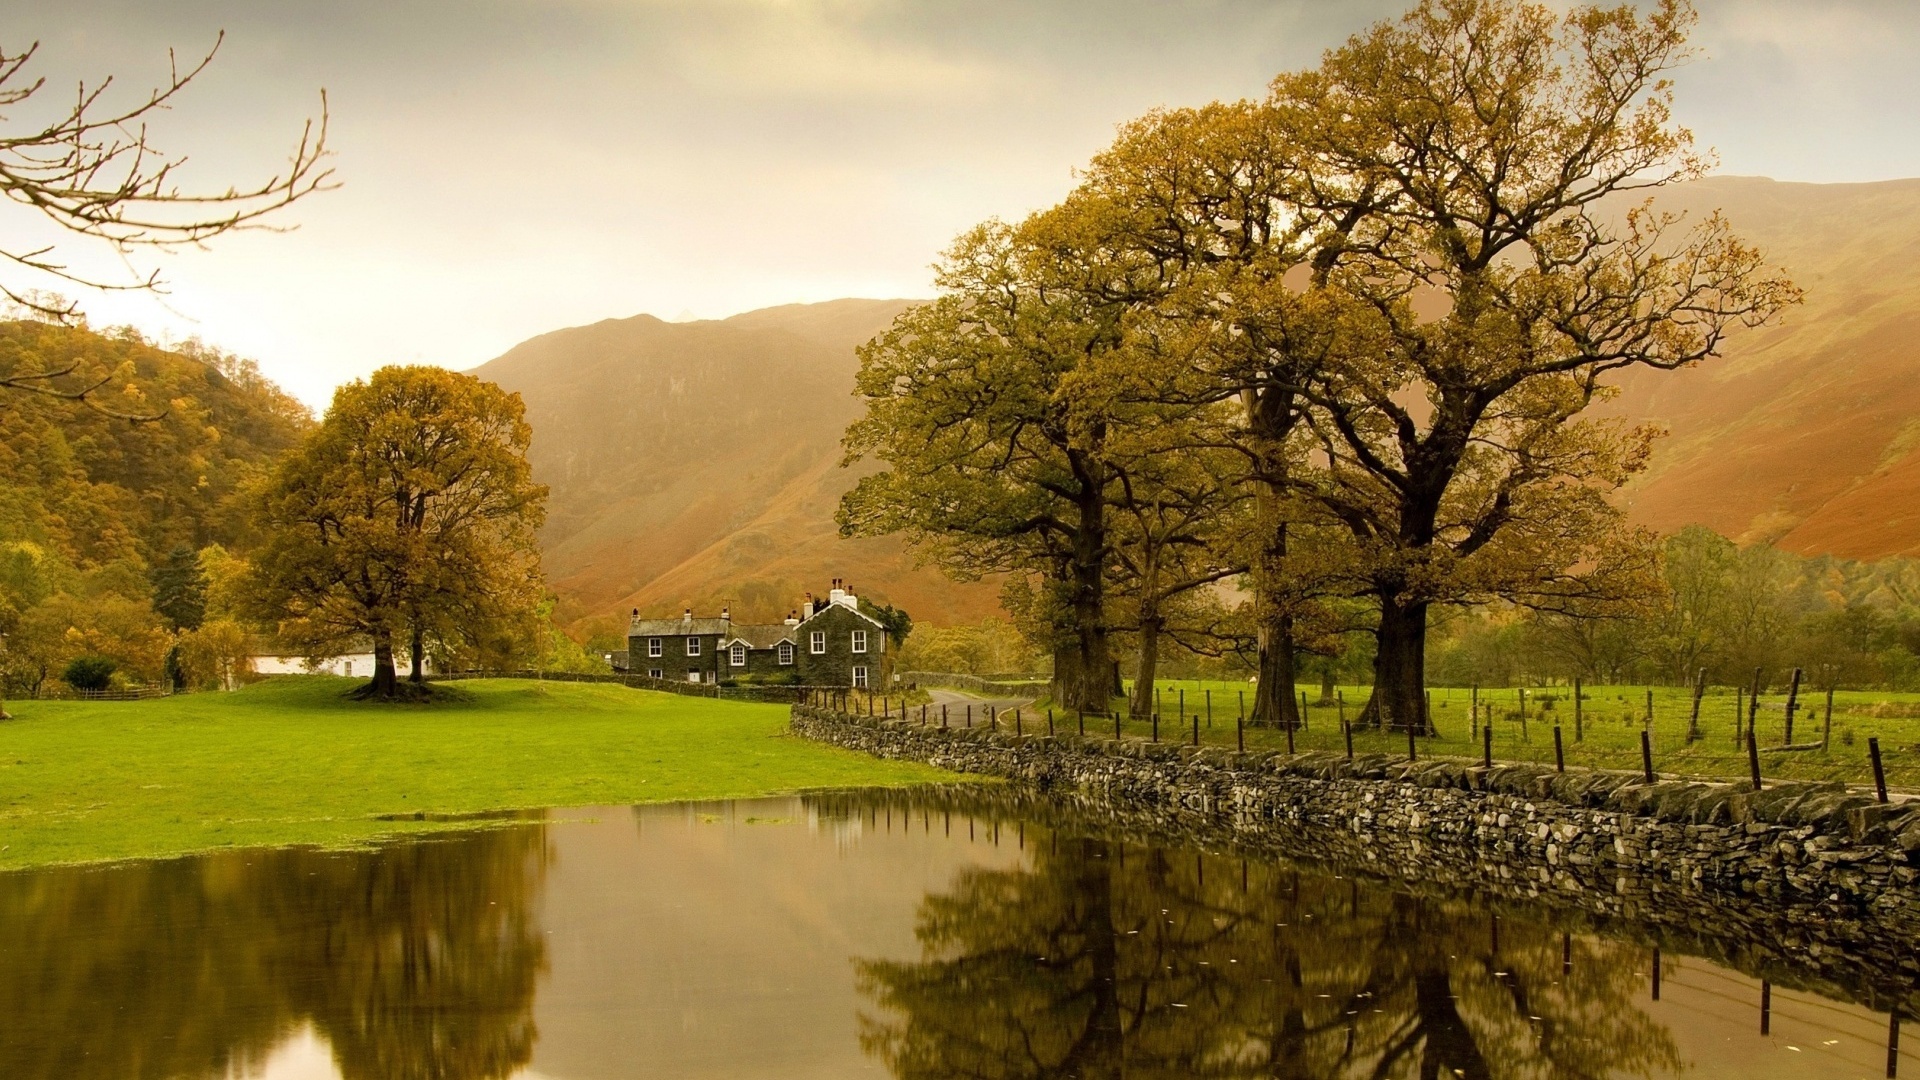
[
  {"xmin": 0, "ymin": 676, "xmax": 964, "ymax": 871},
  {"xmin": 1097, "ymin": 679, "xmax": 1920, "ymax": 790}
]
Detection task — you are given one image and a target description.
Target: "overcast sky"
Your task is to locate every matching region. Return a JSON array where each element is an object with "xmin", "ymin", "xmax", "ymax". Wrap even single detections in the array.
[{"xmin": 6, "ymin": 0, "xmax": 1920, "ymax": 407}]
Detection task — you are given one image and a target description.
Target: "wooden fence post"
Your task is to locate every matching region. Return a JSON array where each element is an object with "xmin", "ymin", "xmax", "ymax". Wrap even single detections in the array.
[
  {"xmin": 1192, "ymin": 713, "xmax": 1200, "ymax": 747},
  {"xmin": 1823, "ymin": 688, "xmax": 1834, "ymax": 751},
  {"xmin": 1748, "ymin": 731, "xmax": 1763, "ymax": 792},
  {"xmin": 1688, "ymin": 670, "xmax": 1705, "ymax": 744},
  {"xmin": 1483, "ymin": 724, "xmax": 1493, "ymax": 769},
  {"xmin": 1343, "ymin": 717, "xmax": 1354, "ymax": 761},
  {"xmin": 1871, "ymin": 737, "xmax": 1889, "ymax": 804},
  {"xmin": 1554, "ymin": 725, "xmax": 1565, "ymax": 773},
  {"xmin": 1784, "ymin": 667, "xmax": 1803, "ymax": 745},
  {"xmin": 1641, "ymin": 731, "xmax": 1655, "ymax": 784},
  {"xmin": 1573, "ymin": 677, "xmax": 1583, "ymax": 742}
]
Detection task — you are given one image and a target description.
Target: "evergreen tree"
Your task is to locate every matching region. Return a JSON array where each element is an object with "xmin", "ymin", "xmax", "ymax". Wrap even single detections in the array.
[{"xmin": 149, "ymin": 546, "xmax": 208, "ymax": 632}]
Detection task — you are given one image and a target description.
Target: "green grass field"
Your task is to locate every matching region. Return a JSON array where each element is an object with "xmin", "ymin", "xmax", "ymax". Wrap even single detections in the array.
[
  {"xmin": 1083, "ymin": 679, "xmax": 1920, "ymax": 790},
  {"xmin": 0, "ymin": 676, "xmax": 964, "ymax": 871}
]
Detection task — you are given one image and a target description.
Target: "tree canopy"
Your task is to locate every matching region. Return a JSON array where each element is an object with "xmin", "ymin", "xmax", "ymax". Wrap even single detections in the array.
[{"xmin": 247, "ymin": 366, "xmax": 547, "ymax": 699}]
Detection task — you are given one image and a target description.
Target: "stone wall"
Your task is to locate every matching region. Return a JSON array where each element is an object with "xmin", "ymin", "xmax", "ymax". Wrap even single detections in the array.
[{"xmin": 792, "ymin": 705, "xmax": 1920, "ymax": 996}]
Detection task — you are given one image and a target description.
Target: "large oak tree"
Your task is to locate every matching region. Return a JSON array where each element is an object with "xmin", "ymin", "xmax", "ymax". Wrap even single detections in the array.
[{"xmin": 247, "ymin": 366, "xmax": 546, "ymax": 698}]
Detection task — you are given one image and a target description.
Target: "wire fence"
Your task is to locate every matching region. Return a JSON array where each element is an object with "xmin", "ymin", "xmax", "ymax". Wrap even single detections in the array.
[{"xmin": 808, "ymin": 684, "xmax": 1916, "ymax": 796}]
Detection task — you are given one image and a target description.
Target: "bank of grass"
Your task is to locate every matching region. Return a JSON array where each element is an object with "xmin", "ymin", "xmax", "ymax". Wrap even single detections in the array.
[
  {"xmin": 1031, "ymin": 679, "xmax": 1920, "ymax": 791},
  {"xmin": 0, "ymin": 676, "xmax": 966, "ymax": 871}
]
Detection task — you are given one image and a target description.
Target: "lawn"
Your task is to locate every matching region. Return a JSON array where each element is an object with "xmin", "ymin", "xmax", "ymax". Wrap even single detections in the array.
[
  {"xmin": 0, "ymin": 676, "xmax": 965, "ymax": 871},
  {"xmin": 1040, "ymin": 679, "xmax": 1920, "ymax": 791}
]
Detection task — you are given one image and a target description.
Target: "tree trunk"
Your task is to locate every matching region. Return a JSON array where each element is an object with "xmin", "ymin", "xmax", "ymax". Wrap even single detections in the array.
[
  {"xmin": 1360, "ymin": 596, "xmax": 1431, "ymax": 733},
  {"xmin": 1251, "ymin": 613, "xmax": 1299, "ymax": 729},
  {"xmin": 1318, "ymin": 663, "xmax": 1336, "ymax": 706},
  {"xmin": 1064, "ymin": 459, "xmax": 1112, "ymax": 716},
  {"xmin": 369, "ymin": 631, "xmax": 400, "ymax": 699},
  {"xmin": 1130, "ymin": 609, "xmax": 1162, "ymax": 719},
  {"xmin": 409, "ymin": 626, "xmax": 426, "ymax": 683}
]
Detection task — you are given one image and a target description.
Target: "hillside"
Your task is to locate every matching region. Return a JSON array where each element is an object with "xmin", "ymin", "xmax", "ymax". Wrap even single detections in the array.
[
  {"xmin": 1608, "ymin": 176, "xmax": 1920, "ymax": 558},
  {"xmin": 0, "ymin": 321, "xmax": 311, "ymax": 569},
  {"xmin": 468, "ymin": 300, "xmax": 1004, "ymax": 626}
]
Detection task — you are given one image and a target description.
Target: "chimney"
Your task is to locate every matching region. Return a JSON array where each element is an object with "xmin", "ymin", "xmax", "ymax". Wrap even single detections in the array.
[
  {"xmin": 785, "ymin": 609, "xmax": 799, "ymax": 627},
  {"xmin": 721, "ymin": 606, "xmax": 730, "ymax": 621},
  {"xmin": 631, "ymin": 607, "xmax": 639, "ymax": 618},
  {"xmin": 683, "ymin": 607, "xmax": 692, "ymax": 620}
]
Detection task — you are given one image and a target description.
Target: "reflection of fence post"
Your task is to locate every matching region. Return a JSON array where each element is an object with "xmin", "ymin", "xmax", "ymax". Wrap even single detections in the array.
[
  {"xmin": 1761, "ymin": 981, "xmax": 1772, "ymax": 1035},
  {"xmin": 1889, "ymin": 1010, "xmax": 1902, "ymax": 1080},
  {"xmin": 1652, "ymin": 948, "xmax": 1661, "ymax": 1001}
]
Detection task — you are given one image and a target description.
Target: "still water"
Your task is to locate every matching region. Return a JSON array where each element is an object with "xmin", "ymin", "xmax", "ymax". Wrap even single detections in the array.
[{"xmin": 1, "ymin": 792, "xmax": 1912, "ymax": 1080}]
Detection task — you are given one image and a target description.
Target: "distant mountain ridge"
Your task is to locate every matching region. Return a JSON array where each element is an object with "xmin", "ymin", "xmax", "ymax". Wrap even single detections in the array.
[
  {"xmin": 468, "ymin": 300, "xmax": 1004, "ymax": 627},
  {"xmin": 477, "ymin": 176, "xmax": 1920, "ymax": 631}
]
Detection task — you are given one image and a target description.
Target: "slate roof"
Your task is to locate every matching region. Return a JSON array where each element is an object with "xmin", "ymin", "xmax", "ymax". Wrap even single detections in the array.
[
  {"xmin": 723, "ymin": 623, "xmax": 798, "ymax": 650},
  {"xmin": 628, "ymin": 616, "xmax": 733, "ymax": 637}
]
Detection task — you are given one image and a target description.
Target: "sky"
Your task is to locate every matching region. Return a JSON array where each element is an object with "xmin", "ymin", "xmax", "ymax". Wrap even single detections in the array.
[{"xmin": 5, "ymin": 0, "xmax": 1920, "ymax": 408}]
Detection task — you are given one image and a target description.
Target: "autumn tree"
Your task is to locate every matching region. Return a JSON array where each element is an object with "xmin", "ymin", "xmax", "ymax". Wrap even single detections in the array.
[
  {"xmin": 1256, "ymin": 0, "xmax": 1797, "ymax": 730},
  {"xmin": 0, "ymin": 34, "xmax": 331, "ymax": 418},
  {"xmin": 247, "ymin": 366, "xmax": 546, "ymax": 699},
  {"xmin": 840, "ymin": 221, "xmax": 1130, "ymax": 713}
]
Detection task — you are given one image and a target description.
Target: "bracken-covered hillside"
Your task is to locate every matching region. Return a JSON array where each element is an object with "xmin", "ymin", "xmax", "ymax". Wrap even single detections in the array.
[
  {"xmin": 469, "ymin": 300, "xmax": 1004, "ymax": 627},
  {"xmin": 1607, "ymin": 176, "xmax": 1920, "ymax": 558}
]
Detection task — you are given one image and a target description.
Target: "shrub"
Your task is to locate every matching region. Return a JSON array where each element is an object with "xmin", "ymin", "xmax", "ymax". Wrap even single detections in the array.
[{"xmin": 63, "ymin": 655, "xmax": 119, "ymax": 691}]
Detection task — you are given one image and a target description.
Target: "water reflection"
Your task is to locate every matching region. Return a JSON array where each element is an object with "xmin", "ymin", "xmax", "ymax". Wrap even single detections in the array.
[
  {"xmin": 857, "ymin": 836, "xmax": 1682, "ymax": 1078},
  {"xmin": 0, "ymin": 827, "xmax": 547, "ymax": 1080},
  {"xmin": 0, "ymin": 796, "xmax": 1913, "ymax": 1079}
]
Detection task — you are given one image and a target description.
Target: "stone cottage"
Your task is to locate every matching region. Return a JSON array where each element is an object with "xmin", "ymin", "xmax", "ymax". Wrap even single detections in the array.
[{"xmin": 625, "ymin": 580, "xmax": 893, "ymax": 688}]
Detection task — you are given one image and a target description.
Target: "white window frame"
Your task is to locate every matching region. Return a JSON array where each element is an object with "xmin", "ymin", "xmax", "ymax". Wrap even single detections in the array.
[
  {"xmin": 648, "ymin": 637, "xmax": 662, "ymax": 658},
  {"xmin": 810, "ymin": 630, "xmax": 826, "ymax": 654},
  {"xmin": 851, "ymin": 629, "xmax": 868, "ymax": 654},
  {"xmin": 686, "ymin": 636, "xmax": 701, "ymax": 656},
  {"xmin": 778, "ymin": 641, "xmax": 794, "ymax": 665},
  {"xmin": 688, "ymin": 670, "xmax": 701, "ymax": 683},
  {"xmin": 852, "ymin": 665, "xmax": 869, "ymax": 688},
  {"xmin": 730, "ymin": 643, "xmax": 747, "ymax": 666}
]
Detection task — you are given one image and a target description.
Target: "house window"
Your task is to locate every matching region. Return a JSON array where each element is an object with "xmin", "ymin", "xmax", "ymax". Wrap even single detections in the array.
[
  {"xmin": 730, "ymin": 643, "xmax": 747, "ymax": 666},
  {"xmin": 688, "ymin": 670, "xmax": 701, "ymax": 683},
  {"xmin": 852, "ymin": 665, "xmax": 869, "ymax": 688},
  {"xmin": 810, "ymin": 630, "xmax": 826, "ymax": 654},
  {"xmin": 851, "ymin": 629, "xmax": 868, "ymax": 654},
  {"xmin": 686, "ymin": 636, "xmax": 701, "ymax": 656},
  {"xmin": 778, "ymin": 641, "xmax": 794, "ymax": 665},
  {"xmin": 649, "ymin": 668, "xmax": 663, "ymax": 679},
  {"xmin": 648, "ymin": 638, "xmax": 663, "ymax": 658}
]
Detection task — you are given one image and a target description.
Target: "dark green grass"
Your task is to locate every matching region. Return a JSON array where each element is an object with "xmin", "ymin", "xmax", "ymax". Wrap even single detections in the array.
[{"xmin": 0, "ymin": 676, "xmax": 964, "ymax": 870}]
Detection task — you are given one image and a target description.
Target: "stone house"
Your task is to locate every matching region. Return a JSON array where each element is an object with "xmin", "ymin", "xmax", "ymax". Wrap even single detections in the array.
[{"xmin": 625, "ymin": 581, "xmax": 893, "ymax": 688}]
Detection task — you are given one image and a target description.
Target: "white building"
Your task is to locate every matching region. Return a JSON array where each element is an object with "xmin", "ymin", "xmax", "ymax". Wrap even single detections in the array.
[{"xmin": 251, "ymin": 653, "xmax": 427, "ymax": 678}]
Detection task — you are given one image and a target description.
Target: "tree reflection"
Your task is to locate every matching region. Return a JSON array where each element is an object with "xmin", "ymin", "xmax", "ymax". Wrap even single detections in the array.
[
  {"xmin": 858, "ymin": 828, "xmax": 1681, "ymax": 1079},
  {"xmin": 0, "ymin": 827, "xmax": 547, "ymax": 1080}
]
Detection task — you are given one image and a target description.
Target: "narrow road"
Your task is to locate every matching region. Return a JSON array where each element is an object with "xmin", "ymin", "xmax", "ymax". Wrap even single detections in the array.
[{"xmin": 924, "ymin": 687, "xmax": 1037, "ymax": 719}]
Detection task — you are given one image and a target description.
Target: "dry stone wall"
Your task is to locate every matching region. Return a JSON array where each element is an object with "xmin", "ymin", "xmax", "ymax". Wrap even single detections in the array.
[{"xmin": 792, "ymin": 705, "xmax": 1920, "ymax": 994}]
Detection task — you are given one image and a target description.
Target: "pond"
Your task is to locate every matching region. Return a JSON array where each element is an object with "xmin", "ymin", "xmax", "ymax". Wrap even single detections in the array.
[{"xmin": 1, "ymin": 790, "xmax": 1912, "ymax": 1080}]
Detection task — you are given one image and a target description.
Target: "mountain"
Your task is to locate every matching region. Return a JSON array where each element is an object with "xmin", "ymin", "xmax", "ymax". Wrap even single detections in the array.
[
  {"xmin": 1608, "ymin": 176, "xmax": 1920, "ymax": 558},
  {"xmin": 468, "ymin": 300, "xmax": 1005, "ymax": 627}
]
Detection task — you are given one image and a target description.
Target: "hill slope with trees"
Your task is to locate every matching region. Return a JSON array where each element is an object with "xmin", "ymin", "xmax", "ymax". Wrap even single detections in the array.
[{"xmin": 0, "ymin": 320, "xmax": 312, "ymax": 691}]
